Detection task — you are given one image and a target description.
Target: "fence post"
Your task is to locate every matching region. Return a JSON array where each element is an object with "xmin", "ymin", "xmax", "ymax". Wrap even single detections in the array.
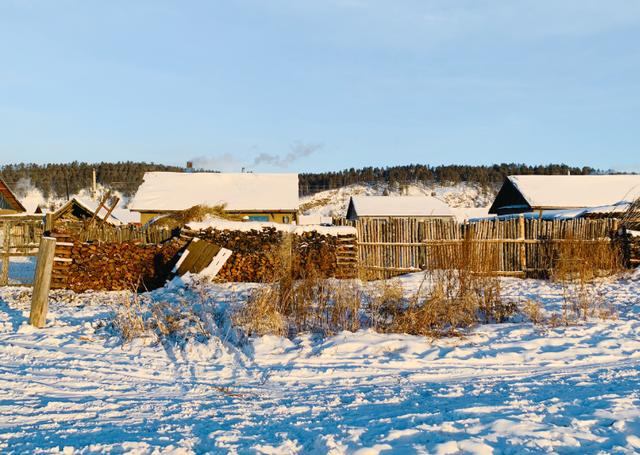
[
  {"xmin": 1, "ymin": 222, "xmax": 10, "ymax": 286},
  {"xmin": 29, "ymin": 237, "xmax": 57, "ymax": 328},
  {"xmin": 518, "ymin": 215, "xmax": 526, "ymax": 273}
]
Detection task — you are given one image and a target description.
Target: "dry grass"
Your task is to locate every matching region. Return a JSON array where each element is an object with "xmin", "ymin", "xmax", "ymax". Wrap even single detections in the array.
[
  {"xmin": 232, "ymin": 287, "xmax": 287, "ymax": 337},
  {"xmin": 232, "ymin": 235, "xmax": 362, "ymax": 337},
  {"xmin": 111, "ymin": 291, "xmax": 211, "ymax": 343},
  {"xmin": 550, "ymin": 236, "xmax": 621, "ymax": 323},
  {"xmin": 362, "ymin": 237, "xmax": 517, "ymax": 337},
  {"xmin": 153, "ymin": 204, "xmax": 241, "ymax": 229}
]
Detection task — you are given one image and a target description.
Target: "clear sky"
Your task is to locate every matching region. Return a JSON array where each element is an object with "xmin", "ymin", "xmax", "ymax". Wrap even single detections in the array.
[{"xmin": 1, "ymin": 1, "xmax": 639, "ymax": 173}]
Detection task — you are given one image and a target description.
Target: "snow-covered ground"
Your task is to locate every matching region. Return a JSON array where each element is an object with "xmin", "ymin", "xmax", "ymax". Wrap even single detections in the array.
[
  {"xmin": 5, "ymin": 257, "xmax": 35, "ymax": 285},
  {"xmin": 299, "ymin": 182, "xmax": 495, "ymax": 221},
  {"xmin": 1, "ymin": 271, "xmax": 640, "ymax": 454}
]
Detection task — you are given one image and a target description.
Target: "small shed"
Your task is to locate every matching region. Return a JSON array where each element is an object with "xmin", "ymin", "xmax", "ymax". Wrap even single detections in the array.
[
  {"xmin": 346, "ymin": 196, "xmax": 455, "ymax": 221},
  {"xmin": 51, "ymin": 198, "xmax": 124, "ymax": 227},
  {"xmin": 0, "ymin": 179, "xmax": 26, "ymax": 215},
  {"xmin": 129, "ymin": 172, "xmax": 299, "ymax": 225},
  {"xmin": 489, "ymin": 175, "xmax": 640, "ymax": 216}
]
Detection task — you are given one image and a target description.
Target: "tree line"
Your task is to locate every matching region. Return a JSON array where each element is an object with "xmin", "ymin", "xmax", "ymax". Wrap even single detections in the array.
[
  {"xmin": 0, "ymin": 161, "xmax": 184, "ymax": 199},
  {"xmin": 299, "ymin": 163, "xmax": 598, "ymax": 195},
  {"xmin": 0, "ymin": 161, "xmax": 603, "ymax": 199}
]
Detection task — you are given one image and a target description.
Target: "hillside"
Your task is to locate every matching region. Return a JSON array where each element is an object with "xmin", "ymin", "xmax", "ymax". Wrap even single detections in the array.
[{"xmin": 299, "ymin": 181, "xmax": 496, "ymax": 220}]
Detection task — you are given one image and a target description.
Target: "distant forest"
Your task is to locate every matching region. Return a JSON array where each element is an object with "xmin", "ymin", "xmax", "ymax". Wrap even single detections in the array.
[
  {"xmin": 299, "ymin": 163, "xmax": 598, "ymax": 195},
  {"xmin": 0, "ymin": 161, "xmax": 600, "ymax": 199},
  {"xmin": 0, "ymin": 162, "xmax": 183, "ymax": 198}
]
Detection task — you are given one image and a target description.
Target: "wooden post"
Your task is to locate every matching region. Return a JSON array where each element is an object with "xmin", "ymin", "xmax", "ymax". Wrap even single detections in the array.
[
  {"xmin": 1, "ymin": 222, "xmax": 10, "ymax": 286},
  {"xmin": 45, "ymin": 213, "xmax": 54, "ymax": 233},
  {"xmin": 518, "ymin": 215, "xmax": 526, "ymax": 273},
  {"xmin": 29, "ymin": 237, "xmax": 57, "ymax": 328}
]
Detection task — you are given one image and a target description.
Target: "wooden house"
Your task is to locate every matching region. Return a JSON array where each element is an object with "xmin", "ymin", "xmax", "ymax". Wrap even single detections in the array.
[
  {"xmin": 0, "ymin": 179, "xmax": 26, "ymax": 215},
  {"xmin": 346, "ymin": 196, "xmax": 455, "ymax": 221},
  {"xmin": 489, "ymin": 175, "xmax": 640, "ymax": 216},
  {"xmin": 129, "ymin": 172, "xmax": 299, "ymax": 224}
]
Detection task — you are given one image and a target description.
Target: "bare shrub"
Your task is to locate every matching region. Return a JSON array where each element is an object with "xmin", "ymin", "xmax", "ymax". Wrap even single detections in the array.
[
  {"xmin": 232, "ymin": 286, "xmax": 287, "ymax": 337},
  {"xmin": 367, "ymin": 279, "xmax": 405, "ymax": 331},
  {"xmin": 232, "ymin": 237, "xmax": 363, "ymax": 337},
  {"xmin": 111, "ymin": 290, "xmax": 211, "ymax": 343},
  {"xmin": 112, "ymin": 292, "xmax": 148, "ymax": 342},
  {"xmin": 522, "ymin": 300, "xmax": 544, "ymax": 324},
  {"xmin": 552, "ymin": 236, "xmax": 621, "ymax": 322}
]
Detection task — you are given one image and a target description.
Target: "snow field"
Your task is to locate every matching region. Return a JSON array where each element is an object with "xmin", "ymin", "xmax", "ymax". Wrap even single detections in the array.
[{"xmin": 1, "ymin": 272, "xmax": 640, "ymax": 454}]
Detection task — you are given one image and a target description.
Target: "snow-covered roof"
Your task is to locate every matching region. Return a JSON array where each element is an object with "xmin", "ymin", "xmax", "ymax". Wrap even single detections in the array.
[
  {"xmin": 129, "ymin": 172, "xmax": 299, "ymax": 213},
  {"xmin": 74, "ymin": 198, "xmax": 139, "ymax": 225},
  {"xmin": 348, "ymin": 196, "xmax": 454, "ymax": 218},
  {"xmin": 477, "ymin": 201, "xmax": 631, "ymax": 222},
  {"xmin": 53, "ymin": 198, "xmax": 128, "ymax": 226},
  {"xmin": 509, "ymin": 175, "xmax": 640, "ymax": 208}
]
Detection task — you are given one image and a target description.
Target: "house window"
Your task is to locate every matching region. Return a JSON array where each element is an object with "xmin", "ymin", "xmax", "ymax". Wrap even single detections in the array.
[
  {"xmin": 248, "ymin": 215, "xmax": 269, "ymax": 222},
  {"xmin": 0, "ymin": 194, "xmax": 10, "ymax": 210},
  {"xmin": 283, "ymin": 216, "xmax": 290, "ymax": 224}
]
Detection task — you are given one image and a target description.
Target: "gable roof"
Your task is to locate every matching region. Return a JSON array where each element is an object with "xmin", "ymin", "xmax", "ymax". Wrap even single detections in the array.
[
  {"xmin": 506, "ymin": 175, "xmax": 640, "ymax": 209},
  {"xmin": 0, "ymin": 179, "xmax": 26, "ymax": 212},
  {"xmin": 53, "ymin": 198, "xmax": 136, "ymax": 226},
  {"xmin": 347, "ymin": 196, "xmax": 454, "ymax": 219},
  {"xmin": 129, "ymin": 172, "xmax": 299, "ymax": 213}
]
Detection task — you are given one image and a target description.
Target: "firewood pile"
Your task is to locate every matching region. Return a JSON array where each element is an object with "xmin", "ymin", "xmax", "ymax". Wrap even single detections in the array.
[
  {"xmin": 188, "ymin": 227, "xmax": 357, "ymax": 281},
  {"xmin": 51, "ymin": 232, "xmax": 185, "ymax": 292},
  {"xmin": 629, "ymin": 236, "xmax": 640, "ymax": 268}
]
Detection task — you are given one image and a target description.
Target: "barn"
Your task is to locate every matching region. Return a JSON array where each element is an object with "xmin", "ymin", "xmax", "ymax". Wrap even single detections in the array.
[
  {"xmin": 346, "ymin": 196, "xmax": 455, "ymax": 221},
  {"xmin": 0, "ymin": 179, "xmax": 26, "ymax": 215},
  {"xmin": 489, "ymin": 175, "xmax": 640, "ymax": 216},
  {"xmin": 129, "ymin": 172, "xmax": 299, "ymax": 224}
]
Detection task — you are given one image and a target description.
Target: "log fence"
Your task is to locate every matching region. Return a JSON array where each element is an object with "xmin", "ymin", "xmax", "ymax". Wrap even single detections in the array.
[{"xmin": 336, "ymin": 216, "xmax": 623, "ymax": 278}]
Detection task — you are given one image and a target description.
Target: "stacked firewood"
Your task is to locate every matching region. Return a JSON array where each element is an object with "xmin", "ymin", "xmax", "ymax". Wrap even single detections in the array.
[
  {"xmin": 58, "ymin": 238, "xmax": 184, "ymax": 292},
  {"xmin": 192, "ymin": 227, "xmax": 356, "ymax": 282}
]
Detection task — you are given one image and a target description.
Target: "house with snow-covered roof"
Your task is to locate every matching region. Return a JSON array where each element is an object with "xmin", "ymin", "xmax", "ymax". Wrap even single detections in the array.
[
  {"xmin": 489, "ymin": 175, "xmax": 640, "ymax": 216},
  {"xmin": 346, "ymin": 196, "xmax": 455, "ymax": 221},
  {"xmin": 129, "ymin": 172, "xmax": 299, "ymax": 224},
  {"xmin": 0, "ymin": 178, "xmax": 26, "ymax": 215}
]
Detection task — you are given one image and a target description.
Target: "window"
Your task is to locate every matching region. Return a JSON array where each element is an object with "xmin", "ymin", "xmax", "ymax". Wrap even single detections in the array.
[
  {"xmin": 282, "ymin": 216, "xmax": 290, "ymax": 224},
  {"xmin": 248, "ymin": 215, "xmax": 269, "ymax": 222}
]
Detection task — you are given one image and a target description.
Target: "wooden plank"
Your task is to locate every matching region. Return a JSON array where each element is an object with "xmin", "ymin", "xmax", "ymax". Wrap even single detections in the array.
[
  {"xmin": 176, "ymin": 239, "xmax": 223, "ymax": 275},
  {"xmin": 29, "ymin": 237, "xmax": 56, "ymax": 328}
]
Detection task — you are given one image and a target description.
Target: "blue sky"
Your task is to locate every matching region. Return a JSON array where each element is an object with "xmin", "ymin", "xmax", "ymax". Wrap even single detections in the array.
[{"xmin": 1, "ymin": 1, "xmax": 639, "ymax": 173}]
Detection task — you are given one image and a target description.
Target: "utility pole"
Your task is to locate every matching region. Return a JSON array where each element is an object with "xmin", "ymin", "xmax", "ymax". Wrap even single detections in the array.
[{"xmin": 92, "ymin": 168, "xmax": 97, "ymax": 199}]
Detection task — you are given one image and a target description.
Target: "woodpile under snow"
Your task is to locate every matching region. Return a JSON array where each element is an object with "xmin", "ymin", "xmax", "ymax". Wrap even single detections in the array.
[
  {"xmin": 51, "ymin": 234, "xmax": 185, "ymax": 292},
  {"xmin": 186, "ymin": 223, "xmax": 358, "ymax": 282}
]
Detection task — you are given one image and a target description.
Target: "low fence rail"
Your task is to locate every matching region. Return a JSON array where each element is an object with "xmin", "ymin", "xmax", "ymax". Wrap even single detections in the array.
[{"xmin": 0, "ymin": 216, "xmax": 44, "ymax": 285}]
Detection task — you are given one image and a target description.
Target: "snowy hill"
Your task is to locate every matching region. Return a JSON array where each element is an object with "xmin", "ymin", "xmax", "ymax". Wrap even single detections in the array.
[{"xmin": 300, "ymin": 182, "xmax": 496, "ymax": 221}]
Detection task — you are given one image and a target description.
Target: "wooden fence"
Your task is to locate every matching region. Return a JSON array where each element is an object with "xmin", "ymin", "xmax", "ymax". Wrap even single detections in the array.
[
  {"xmin": 0, "ymin": 216, "xmax": 44, "ymax": 285},
  {"xmin": 336, "ymin": 217, "xmax": 621, "ymax": 277}
]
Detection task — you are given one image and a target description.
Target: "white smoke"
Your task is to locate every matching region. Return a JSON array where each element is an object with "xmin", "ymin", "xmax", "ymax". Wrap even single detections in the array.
[
  {"xmin": 190, "ymin": 142, "xmax": 321, "ymax": 171},
  {"xmin": 11, "ymin": 178, "xmax": 46, "ymax": 213},
  {"xmin": 248, "ymin": 142, "xmax": 321, "ymax": 169}
]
